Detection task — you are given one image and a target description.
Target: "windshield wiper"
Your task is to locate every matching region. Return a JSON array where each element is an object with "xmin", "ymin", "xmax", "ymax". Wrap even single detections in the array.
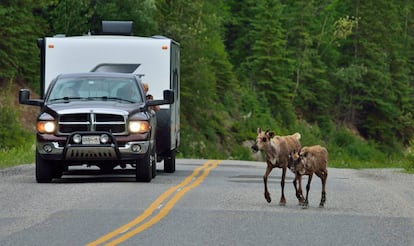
[
  {"xmin": 49, "ymin": 97, "xmax": 82, "ymax": 102},
  {"xmin": 87, "ymin": 96, "xmax": 136, "ymax": 103},
  {"xmin": 49, "ymin": 96, "xmax": 136, "ymax": 103}
]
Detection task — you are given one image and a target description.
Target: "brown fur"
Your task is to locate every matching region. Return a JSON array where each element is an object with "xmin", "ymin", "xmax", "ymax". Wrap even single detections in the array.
[
  {"xmin": 290, "ymin": 145, "xmax": 328, "ymax": 208},
  {"xmin": 251, "ymin": 128, "xmax": 302, "ymax": 205}
]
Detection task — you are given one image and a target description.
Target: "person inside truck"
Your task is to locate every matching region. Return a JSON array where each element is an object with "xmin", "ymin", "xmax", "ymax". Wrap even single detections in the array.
[
  {"xmin": 143, "ymin": 82, "xmax": 160, "ymax": 111},
  {"xmin": 116, "ymin": 84, "xmax": 138, "ymax": 102},
  {"xmin": 63, "ymin": 86, "xmax": 79, "ymax": 98}
]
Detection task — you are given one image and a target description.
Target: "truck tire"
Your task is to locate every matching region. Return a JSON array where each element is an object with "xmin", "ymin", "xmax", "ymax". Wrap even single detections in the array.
[
  {"xmin": 52, "ymin": 164, "xmax": 64, "ymax": 179},
  {"xmin": 135, "ymin": 150, "xmax": 152, "ymax": 182},
  {"xmin": 164, "ymin": 149, "xmax": 176, "ymax": 173},
  {"xmin": 36, "ymin": 152, "xmax": 53, "ymax": 183},
  {"xmin": 151, "ymin": 146, "xmax": 157, "ymax": 179}
]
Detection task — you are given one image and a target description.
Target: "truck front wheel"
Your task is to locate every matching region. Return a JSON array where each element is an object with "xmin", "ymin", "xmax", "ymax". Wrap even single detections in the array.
[
  {"xmin": 135, "ymin": 150, "xmax": 152, "ymax": 182},
  {"xmin": 151, "ymin": 146, "xmax": 157, "ymax": 178},
  {"xmin": 36, "ymin": 152, "xmax": 54, "ymax": 183}
]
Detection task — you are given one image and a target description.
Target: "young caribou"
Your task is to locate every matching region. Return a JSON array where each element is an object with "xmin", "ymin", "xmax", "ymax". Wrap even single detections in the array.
[{"xmin": 289, "ymin": 145, "xmax": 328, "ymax": 208}]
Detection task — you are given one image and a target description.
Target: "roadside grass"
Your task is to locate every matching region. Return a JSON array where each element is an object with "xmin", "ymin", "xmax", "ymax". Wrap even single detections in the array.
[
  {"xmin": 1, "ymin": 145, "xmax": 410, "ymax": 171},
  {"xmin": 329, "ymin": 157, "xmax": 410, "ymax": 169},
  {"xmin": 0, "ymin": 133, "xmax": 413, "ymax": 172},
  {"xmin": 326, "ymin": 145, "xmax": 413, "ymax": 171},
  {"xmin": 0, "ymin": 140, "xmax": 35, "ymax": 169},
  {"xmin": 405, "ymin": 151, "xmax": 414, "ymax": 173}
]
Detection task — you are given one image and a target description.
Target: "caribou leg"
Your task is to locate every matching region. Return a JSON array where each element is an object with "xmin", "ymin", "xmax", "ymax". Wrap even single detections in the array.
[
  {"xmin": 279, "ymin": 167, "xmax": 287, "ymax": 206},
  {"xmin": 302, "ymin": 173, "xmax": 313, "ymax": 209},
  {"xmin": 263, "ymin": 163, "xmax": 273, "ymax": 203},
  {"xmin": 317, "ymin": 170, "xmax": 328, "ymax": 208},
  {"xmin": 293, "ymin": 174, "xmax": 305, "ymax": 205}
]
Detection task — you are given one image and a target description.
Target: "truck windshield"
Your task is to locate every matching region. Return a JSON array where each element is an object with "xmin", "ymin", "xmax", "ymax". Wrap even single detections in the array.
[{"xmin": 47, "ymin": 76, "xmax": 143, "ymax": 103}]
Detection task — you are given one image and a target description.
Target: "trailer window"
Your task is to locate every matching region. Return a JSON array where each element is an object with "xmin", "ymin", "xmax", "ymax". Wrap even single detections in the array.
[{"xmin": 91, "ymin": 63, "xmax": 140, "ymax": 73}]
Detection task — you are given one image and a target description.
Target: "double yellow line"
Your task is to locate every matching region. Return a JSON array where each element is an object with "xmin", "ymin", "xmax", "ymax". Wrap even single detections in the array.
[{"xmin": 86, "ymin": 160, "xmax": 222, "ymax": 246}]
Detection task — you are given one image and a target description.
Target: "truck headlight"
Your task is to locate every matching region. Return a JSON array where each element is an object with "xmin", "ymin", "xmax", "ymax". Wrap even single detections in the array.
[
  {"xmin": 37, "ymin": 121, "xmax": 56, "ymax": 133},
  {"xmin": 129, "ymin": 121, "xmax": 150, "ymax": 133}
]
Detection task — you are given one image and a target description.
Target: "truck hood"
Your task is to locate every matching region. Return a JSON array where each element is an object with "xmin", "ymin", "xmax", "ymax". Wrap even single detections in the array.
[{"xmin": 44, "ymin": 101, "xmax": 146, "ymax": 116}]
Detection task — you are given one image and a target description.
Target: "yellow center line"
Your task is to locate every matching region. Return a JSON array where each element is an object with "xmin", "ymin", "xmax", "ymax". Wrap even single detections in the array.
[{"xmin": 86, "ymin": 160, "xmax": 221, "ymax": 246}]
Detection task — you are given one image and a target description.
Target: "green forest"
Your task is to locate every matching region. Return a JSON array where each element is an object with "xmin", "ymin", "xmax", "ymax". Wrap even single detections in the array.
[{"xmin": 1, "ymin": 0, "xmax": 414, "ymax": 170}]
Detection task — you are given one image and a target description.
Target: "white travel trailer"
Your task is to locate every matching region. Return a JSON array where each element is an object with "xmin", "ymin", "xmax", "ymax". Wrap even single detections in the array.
[{"xmin": 35, "ymin": 21, "xmax": 180, "ymax": 174}]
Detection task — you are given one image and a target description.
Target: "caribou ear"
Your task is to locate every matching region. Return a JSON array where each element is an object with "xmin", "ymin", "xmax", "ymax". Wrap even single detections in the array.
[
  {"xmin": 268, "ymin": 131, "xmax": 275, "ymax": 138},
  {"xmin": 257, "ymin": 128, "xmax": 262, "ymax": 134}
]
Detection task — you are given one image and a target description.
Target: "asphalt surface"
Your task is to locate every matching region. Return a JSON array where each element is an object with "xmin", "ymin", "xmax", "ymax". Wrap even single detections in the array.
[{"xmin": 0, "ymin": 159, "xmax": 413, "ymax": 246}]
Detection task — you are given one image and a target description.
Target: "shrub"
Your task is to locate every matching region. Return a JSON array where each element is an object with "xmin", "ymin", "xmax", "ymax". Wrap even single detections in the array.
[
  {"xmin": 406, "ymin": 142, "xmax": 414, "ymax": 172},
  {"xmin": 0, "ymin": 79, "xmax": 33, "ymax": 150}
]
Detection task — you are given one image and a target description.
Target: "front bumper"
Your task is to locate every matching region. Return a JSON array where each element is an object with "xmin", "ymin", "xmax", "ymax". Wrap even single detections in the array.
[{"xmin": 36, "ymin": 132, "xmax": 150, "ymax": 161}]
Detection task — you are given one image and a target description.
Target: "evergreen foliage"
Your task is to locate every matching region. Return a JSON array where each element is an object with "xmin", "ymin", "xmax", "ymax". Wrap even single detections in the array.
[
  {"xmin": 0, "ymin": 1, "xmax": 48, "ymax": 86},
  {"xmin": 1, "ymin": 0, "xmax": 414, "ymax": 165}
]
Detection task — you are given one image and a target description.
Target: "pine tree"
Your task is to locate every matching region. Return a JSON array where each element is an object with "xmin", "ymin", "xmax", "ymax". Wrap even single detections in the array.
[
  {"xmin": 283, "ymin": 0, "xmax": 333, "ymax": 130},
  {"xmin": 156, "ymin": 0, "xmax": 242, "ymax": 157},
  {"xmin": 0, "ymin": 1, "xmax": 48, "ymax": 85},
  {"xmin": 244, "ymin": 0, "xmax": 296, "ymax": 127},
  {"xmin": 349, "ymin": 0, "xmax": 414, "ymax": 147}
]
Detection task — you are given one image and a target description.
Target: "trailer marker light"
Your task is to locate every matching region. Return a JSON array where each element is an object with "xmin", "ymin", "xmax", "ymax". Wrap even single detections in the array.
[
  {"xmin": 162, "ymin": 45, "xmax": 168, "ymax": 50},
  {"xmin": 48, "ymin": 44, "xmax": 55, "ymax": 48}
]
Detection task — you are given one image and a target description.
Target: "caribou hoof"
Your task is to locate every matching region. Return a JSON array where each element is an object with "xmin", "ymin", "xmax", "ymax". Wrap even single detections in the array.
[
  {"xmin": 319, "ymin": 203, "xmax": 325, "ymax": 208},
  {"xmin": 265, "ymin": 192, "xmax": 271, "ymax": 203},
  {"xmin": 279, "ymin": 198, "xmax": 286, "ymax": 206}
]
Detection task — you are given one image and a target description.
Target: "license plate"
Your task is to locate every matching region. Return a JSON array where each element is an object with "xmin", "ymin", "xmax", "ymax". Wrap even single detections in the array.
[{"xmin": 82, "ymin": 135, "xmax": 100, "ymax": 145}]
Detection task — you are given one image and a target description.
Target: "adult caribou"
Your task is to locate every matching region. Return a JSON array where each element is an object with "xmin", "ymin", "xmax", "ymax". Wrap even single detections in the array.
[{"xmin": 251, "ymin": 128, "xmax": 303, "ymax": 205}]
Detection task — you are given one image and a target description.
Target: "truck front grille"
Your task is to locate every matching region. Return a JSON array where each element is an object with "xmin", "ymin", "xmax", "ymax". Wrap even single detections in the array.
[{"xmin": 59, "ymin": 113, "xmax": 126, "ymax": 135}]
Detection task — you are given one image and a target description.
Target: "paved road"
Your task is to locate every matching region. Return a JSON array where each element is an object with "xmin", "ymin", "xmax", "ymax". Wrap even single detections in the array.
[{"xmin": 0, "ymin": 159, "xmax": 413, "ymax": 246}]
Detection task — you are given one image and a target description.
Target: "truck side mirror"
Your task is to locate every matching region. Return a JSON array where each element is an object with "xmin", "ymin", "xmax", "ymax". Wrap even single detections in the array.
[
  {"xmin": 19, "ymin": 89, "xmax": 30, "ymax": 104},
  {"xmin": 163, "ymin": 90, "xmax": 174, "ymax": 104},
  {"xmin": 19, "ymin": 89, "xmax": 44, "ymax": 106},
  {"xmin": 145, "ymin": 89, "xmax": 174, "ymax": 109}
]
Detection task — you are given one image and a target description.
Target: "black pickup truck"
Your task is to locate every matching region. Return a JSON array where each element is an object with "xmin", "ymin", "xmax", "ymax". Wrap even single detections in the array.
[{"xmin": 19, "ymin": 72, "xmax": 173, "ymax": 183}]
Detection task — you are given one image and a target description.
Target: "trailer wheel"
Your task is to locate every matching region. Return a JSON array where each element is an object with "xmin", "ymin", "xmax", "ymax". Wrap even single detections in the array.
[
  {"xmin": 36, "ymin": 152, "xmax": 53, "ymax": 183},
  {"xmin": 164, "ymin": 149, "xmax": 176, "ymax": 173},
  {"xmin": 136, "ymin": 150, "xmax": 152, "ymax": 182}
]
